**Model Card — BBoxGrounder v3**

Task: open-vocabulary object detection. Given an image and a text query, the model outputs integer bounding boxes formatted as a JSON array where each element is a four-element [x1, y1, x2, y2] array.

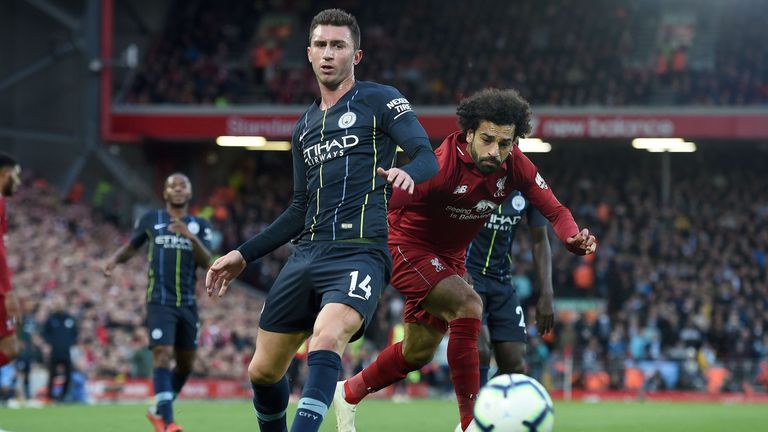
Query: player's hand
[[377, 167, 415, 194], [206, 250, 247, 297], [462, 272, 474, 286], [565, 228, 597, 255], [4, 292, 20, 328], [102, 260, 116, 277], [535, 293, 555, 335], [168, 219, 193, 238]]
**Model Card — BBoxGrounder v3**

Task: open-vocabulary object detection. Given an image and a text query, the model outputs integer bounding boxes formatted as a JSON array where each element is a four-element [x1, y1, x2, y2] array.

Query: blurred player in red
[[335, 89, 597, 431], [0, 153, 22, 368]]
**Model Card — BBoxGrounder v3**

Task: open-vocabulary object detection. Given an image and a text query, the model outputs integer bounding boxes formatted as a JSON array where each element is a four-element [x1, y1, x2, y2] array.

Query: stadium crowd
[[3, 179, 262, 401], [125, 0, 768, 106], [1, 140, 766, 404]]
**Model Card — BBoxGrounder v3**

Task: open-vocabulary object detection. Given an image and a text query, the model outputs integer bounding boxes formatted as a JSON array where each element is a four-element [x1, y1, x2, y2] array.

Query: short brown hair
[[309, 9, 361, 51]]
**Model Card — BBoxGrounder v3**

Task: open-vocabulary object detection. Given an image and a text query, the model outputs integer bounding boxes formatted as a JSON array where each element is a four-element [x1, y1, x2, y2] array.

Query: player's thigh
[[173, 305, 200, 352], [485, 280, 526, 344], [249, 328, 309, 384], [313, 243, 391, 343], [258, 246, 318, 335], [145, 304, 179, 347], [401, 321, 445, 366], [421, 274, 481, 322], [311, 303, 365, 355]]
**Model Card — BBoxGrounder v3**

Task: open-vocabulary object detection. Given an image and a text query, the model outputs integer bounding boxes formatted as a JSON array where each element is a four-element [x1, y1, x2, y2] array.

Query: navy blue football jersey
[[465, 191, 547, 281], [130, 210, 213, 307], [293, 80, 430, 242]]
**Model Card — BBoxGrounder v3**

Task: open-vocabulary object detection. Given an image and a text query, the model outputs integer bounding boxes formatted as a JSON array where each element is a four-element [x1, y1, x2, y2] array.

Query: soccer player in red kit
[[0, 153, 22, 368], [334, 89, 596, 431]]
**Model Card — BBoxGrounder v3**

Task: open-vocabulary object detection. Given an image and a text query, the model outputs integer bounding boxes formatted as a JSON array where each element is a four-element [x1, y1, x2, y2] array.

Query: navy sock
[[479, 365, 491, 388], [252, 375, 289, 432], [171, 370, 190, 400], [153, 368, 174, 424], [290, 350, 341, 432]]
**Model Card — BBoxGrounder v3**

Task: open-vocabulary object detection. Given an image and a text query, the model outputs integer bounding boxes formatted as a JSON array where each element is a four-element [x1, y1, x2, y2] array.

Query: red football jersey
[[388, 131, 580, 259], [0, 197, 10, 294]]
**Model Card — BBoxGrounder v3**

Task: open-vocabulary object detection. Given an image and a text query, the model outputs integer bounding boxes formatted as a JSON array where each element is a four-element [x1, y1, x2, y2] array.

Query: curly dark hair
[[309, 9, 361, 51], [456, 88, 532, 138], [0, 152, 17, 169]]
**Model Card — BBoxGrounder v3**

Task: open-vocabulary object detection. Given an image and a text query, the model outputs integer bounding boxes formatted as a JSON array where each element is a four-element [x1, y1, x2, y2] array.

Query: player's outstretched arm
[[102, 244, 138, 276], [531, 225, 554, 334], [565, 228, 597, 255], [206, 250, 247, 297]]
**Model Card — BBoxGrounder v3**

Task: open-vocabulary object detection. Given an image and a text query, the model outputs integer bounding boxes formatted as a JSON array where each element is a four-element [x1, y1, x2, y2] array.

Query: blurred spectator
[[42, 296, 78, 402]]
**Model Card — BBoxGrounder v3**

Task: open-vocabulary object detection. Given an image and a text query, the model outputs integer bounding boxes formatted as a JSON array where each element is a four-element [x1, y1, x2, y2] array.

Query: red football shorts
[[389, 243, 466, 333], [0, 294, 16, 338]]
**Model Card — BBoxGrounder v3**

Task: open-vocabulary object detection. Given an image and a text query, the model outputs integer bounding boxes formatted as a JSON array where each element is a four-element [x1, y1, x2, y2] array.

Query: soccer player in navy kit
[[206, 9, 438, 432], [103, 173, 212, 432], [465, 191, 554, 386]]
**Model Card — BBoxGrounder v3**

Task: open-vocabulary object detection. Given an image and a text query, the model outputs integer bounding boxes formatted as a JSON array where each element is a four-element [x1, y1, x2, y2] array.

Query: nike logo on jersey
[[154, 223, 167, 230], [453, 185, 468, 194]]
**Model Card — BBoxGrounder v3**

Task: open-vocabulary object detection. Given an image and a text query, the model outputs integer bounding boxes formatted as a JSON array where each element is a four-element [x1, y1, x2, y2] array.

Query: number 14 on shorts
[[348, 270, 372, 300]]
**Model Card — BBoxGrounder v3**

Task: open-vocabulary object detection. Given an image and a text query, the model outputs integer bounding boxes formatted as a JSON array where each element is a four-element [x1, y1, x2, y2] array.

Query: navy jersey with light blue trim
[[293, 81, 429, 243], [130, 210, 213, 307], [465, 192, 547, 281]]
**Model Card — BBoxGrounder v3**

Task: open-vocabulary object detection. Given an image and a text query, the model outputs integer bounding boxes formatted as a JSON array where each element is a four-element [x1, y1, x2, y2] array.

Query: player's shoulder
[[190, 215, 212, 228], [355, 81, 408, 105], [137, 208, 165, 225], [293, 102, 319, 132]]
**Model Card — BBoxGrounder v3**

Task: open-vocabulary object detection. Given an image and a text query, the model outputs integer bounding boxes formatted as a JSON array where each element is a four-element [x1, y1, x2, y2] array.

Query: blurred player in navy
[[335, 89, 596, 431], [103, 173, 212, 432], [0, 153, 21, 370], [206, 8, 437, 432], [464, 191, 554, 386]]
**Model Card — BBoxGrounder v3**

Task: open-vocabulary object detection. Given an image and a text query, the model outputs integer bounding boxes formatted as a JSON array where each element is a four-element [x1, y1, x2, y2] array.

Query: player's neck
[[166, 204, 188, 219], [318, 75, 355, 110]]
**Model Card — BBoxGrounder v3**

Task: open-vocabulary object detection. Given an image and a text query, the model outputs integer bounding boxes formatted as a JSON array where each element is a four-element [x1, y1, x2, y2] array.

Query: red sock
[[448, 318, 481, 430], [0, 352, 9, 367], [343, 342, 417, 404]]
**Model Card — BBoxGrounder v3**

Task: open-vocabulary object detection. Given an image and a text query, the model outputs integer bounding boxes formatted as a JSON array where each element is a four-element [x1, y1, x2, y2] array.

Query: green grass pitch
[[0, 399, 764, 431]]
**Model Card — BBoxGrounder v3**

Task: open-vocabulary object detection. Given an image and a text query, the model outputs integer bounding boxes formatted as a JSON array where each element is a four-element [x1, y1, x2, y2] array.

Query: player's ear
[[466, 129, 475, 143], [353, 49, 363, 65]]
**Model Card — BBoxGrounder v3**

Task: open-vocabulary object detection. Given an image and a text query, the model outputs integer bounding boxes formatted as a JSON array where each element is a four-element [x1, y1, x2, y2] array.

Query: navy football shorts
[[145, 303, 199, 350], [259, 241, 391, 342], [470, 272, 527, 343]]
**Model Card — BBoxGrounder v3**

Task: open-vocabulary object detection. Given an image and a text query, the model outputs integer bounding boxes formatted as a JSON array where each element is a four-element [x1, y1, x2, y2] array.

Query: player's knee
[[500, 358, 525, 375], [0, 340, 18, 360], [454, 289, 482, 320], [309, 331, 347, 353], [247, 362, 282, 386], [497, 351, 526, 375], [478, 345, 492, 366], [152, 347, 173, 368]]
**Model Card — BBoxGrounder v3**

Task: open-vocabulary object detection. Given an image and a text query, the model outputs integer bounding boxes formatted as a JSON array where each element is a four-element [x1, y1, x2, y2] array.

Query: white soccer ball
[[472, 374, 554, 432]]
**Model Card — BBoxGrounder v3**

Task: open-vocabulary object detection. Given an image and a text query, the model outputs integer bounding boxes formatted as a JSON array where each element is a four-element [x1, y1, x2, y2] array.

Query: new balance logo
[[431, 258, 445, 272], [453, 185, 468, 194]]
